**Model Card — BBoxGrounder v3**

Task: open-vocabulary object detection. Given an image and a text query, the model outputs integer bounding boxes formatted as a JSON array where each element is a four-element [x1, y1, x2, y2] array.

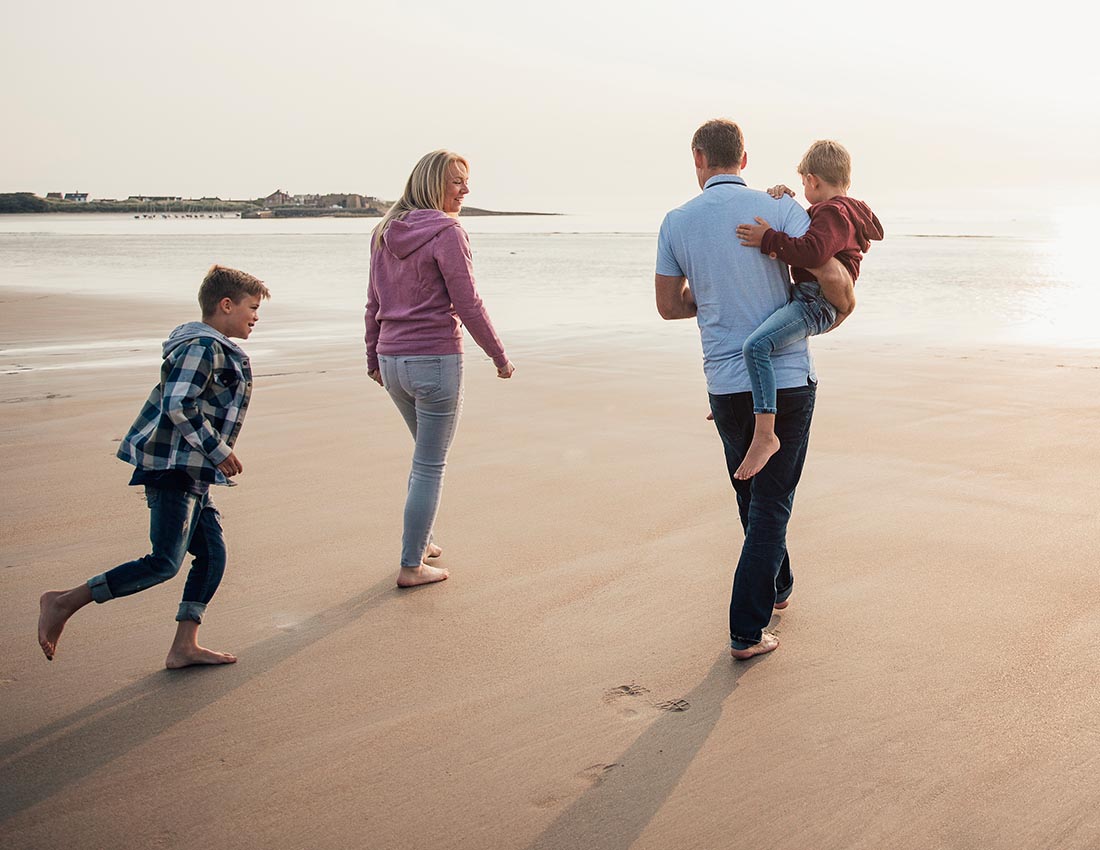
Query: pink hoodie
[[365, 209, 508, 372]]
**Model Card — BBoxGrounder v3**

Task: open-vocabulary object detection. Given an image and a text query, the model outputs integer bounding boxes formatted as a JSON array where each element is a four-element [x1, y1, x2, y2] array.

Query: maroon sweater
[[759, 196, 884, 284]]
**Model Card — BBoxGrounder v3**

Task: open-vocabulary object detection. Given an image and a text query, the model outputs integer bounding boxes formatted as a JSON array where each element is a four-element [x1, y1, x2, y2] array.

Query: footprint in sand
[[578, 763, 622, 785], [603, 683, 652, 718]]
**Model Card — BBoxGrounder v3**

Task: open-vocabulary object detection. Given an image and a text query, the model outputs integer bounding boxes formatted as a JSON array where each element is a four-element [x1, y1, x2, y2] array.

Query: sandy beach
[[2, 288, 1099, 850]]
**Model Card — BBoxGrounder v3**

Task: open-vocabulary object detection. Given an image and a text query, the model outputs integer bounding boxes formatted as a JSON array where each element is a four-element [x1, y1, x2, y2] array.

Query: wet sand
[[2, 290, 1099, 849]]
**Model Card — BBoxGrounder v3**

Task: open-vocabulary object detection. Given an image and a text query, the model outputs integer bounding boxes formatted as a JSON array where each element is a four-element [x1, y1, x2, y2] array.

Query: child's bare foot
[[730, 632, 779, 660], [38, 591, 70, 661], [425, 543, 443, 559], [397, 563, 449, 588], [165, 646, 237, 669], [734, 433, 781, 480], [37, 585, 92, 661]]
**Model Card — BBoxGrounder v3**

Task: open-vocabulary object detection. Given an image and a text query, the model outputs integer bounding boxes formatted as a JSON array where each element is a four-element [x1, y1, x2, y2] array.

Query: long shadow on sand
[[525, 653, 757, 850], [0, 576, 398, 821]]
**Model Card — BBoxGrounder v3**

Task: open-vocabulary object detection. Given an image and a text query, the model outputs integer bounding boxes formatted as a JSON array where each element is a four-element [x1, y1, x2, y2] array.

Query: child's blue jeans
[[743, 282, 837, 415], [87, 486, 226, 623]]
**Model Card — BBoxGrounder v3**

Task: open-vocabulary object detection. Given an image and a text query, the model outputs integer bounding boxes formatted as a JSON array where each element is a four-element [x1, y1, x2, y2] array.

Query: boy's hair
[[198, 265, 271, 316], [798, 140, 852, 188], [691, 119, 745, 169]]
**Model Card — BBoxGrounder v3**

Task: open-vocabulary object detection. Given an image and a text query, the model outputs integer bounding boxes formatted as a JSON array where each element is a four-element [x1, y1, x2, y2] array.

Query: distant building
[[63, 192, 89, 202], [127, 195, 183, 202], [46, 192, 62, 200], [264, 189, 291, 207]]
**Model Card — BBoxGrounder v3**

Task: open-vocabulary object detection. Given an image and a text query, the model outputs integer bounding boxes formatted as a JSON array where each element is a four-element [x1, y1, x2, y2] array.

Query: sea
[[1, 207, 1097, 375]]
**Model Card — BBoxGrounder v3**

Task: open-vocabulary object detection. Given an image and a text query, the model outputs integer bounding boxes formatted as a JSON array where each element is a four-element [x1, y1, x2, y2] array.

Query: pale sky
[[3, 0, 1096, 218]]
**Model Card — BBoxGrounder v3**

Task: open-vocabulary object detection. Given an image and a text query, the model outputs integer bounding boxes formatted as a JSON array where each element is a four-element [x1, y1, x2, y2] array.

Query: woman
[[365, 150, 514, 587]]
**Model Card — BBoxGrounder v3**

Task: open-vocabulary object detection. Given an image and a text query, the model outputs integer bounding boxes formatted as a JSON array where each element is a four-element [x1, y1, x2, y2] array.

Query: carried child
[[733, 139, 884, 479], [37, 265, 270, 668]]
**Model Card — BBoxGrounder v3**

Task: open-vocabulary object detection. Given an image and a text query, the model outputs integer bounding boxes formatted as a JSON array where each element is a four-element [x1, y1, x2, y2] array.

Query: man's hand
[[736, 217, 773, 248], [767, 184, 795, 199], [497, 361, 515, 379], [367, 368, 383, 386], [217, 451, 243, 478], [808, 257, 856, 318]]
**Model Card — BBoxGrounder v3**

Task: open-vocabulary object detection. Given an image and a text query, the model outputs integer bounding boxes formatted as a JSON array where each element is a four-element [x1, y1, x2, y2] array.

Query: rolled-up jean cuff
[[176, 602, 207, 624], [752, 406, 778, 415], [87, 573, 114, 603], [730, 636, 760, 650]]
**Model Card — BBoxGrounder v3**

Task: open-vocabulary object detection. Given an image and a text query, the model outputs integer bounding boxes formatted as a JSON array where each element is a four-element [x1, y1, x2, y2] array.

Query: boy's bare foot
[[425, 543, 443, 559], [734, 433, 781, 480], [37, 585, 92, 661], [165, 646, 238, 669], [397, 563, 449, 588], [38, 591, 70, 661], [730, 632, 779, 660]]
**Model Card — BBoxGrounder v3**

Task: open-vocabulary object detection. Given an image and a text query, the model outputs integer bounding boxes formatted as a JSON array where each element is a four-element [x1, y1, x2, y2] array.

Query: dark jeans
[[87, 486, 226, 623], [709, 379, 816, 648]]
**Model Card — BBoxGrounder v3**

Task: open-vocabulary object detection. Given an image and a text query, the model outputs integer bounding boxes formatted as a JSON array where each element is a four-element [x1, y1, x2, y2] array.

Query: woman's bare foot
[[425, 543, 443, 559], [165, 645, 237, 669], [734, 433, 781, 480], [730, 632, 779, 660], [37, 585, 92, 661], [397, 563, 449, 588]]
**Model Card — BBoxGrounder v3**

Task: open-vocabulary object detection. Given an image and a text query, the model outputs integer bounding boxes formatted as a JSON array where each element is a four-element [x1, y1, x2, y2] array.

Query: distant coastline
[[0, 192, 557, 218]]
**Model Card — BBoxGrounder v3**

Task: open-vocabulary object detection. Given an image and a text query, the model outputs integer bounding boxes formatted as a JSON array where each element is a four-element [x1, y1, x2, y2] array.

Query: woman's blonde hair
[[373, 150, 469, 248]]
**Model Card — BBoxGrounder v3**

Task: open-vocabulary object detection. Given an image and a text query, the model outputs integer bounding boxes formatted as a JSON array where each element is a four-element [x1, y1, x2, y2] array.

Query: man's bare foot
[[734, 433, 781, 480], [425, 543, 443, 559], [730, 632, 779, 660], [397, 563, 449, 588], [38, 591, 70, 661], [774, 599, 790, 610], [165, 646, 238, 669]]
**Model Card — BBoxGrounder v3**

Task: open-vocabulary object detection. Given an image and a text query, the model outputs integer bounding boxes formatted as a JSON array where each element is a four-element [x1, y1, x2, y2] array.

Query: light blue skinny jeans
[[379, 354, 464, 567], [742, 281, 837, 414]]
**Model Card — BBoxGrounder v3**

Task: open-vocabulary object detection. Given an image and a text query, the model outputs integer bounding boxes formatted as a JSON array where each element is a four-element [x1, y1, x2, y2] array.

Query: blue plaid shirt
[[117, 322, 253, 485]]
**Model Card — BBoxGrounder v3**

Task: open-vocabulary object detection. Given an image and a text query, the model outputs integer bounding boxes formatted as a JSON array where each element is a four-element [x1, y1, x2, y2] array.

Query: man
[[655, 119, 853, 660]]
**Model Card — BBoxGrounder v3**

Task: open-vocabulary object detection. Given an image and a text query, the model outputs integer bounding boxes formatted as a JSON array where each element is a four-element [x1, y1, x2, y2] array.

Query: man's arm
[[655, 274, 697, 320], [807, 257, 855, 330]]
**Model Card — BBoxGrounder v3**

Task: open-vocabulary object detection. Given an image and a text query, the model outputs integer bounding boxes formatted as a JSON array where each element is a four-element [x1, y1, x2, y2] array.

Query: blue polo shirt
[[656, 175, 814, 395]]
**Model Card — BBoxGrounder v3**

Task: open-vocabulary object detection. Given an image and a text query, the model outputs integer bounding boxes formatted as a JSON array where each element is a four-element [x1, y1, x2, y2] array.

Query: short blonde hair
[[691, 119, 745, 170], [198, 265, 270, 316], [797, 140, 851, 188], [374, 150, 469, 248]]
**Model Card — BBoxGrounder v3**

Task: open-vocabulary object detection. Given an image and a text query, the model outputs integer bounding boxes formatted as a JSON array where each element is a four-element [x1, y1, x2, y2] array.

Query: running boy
[[37, 265, 270, 668], [733, 139, 884, 479]]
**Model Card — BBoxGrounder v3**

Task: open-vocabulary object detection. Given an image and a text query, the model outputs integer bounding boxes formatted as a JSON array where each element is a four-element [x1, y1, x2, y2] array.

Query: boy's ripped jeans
[[87, 487, 226, 623]]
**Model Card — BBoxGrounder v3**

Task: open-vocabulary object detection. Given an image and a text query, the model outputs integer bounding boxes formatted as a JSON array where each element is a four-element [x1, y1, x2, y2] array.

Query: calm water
[[1, 209, 1097, 374]]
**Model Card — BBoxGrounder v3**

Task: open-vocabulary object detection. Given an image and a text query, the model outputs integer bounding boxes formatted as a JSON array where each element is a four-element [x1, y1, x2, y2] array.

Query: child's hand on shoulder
[[736, 217, 773, 248], [767, 184, 795, 199]]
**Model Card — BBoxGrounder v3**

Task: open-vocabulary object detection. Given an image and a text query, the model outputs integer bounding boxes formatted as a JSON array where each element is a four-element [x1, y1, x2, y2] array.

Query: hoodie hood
[[832, 197, 885, 253], [382, 209, 460, 260], [163, 321, 246, 359]]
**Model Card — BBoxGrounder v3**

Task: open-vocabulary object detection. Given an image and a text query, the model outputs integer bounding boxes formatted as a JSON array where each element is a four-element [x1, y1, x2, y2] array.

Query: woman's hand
[[368, 368, 383, 386], [767, 184, 795, 199], [497, 361, 515, 379]]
